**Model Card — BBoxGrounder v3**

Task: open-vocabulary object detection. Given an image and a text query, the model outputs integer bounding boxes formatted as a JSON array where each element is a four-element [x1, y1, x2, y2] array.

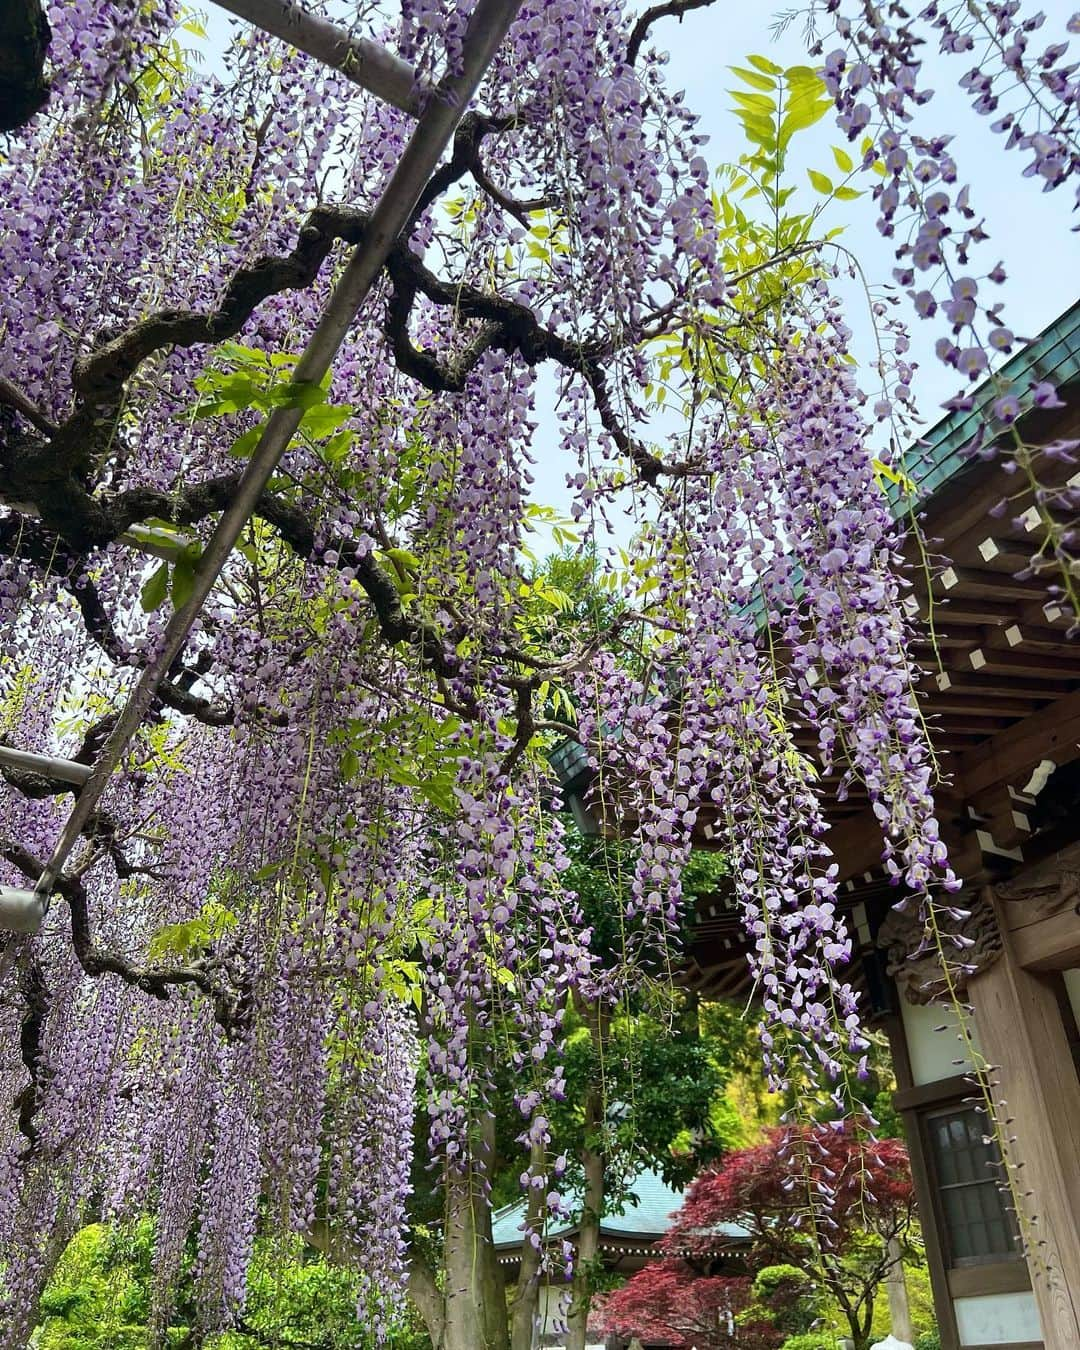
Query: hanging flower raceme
[[825, 0, 1080, 614]]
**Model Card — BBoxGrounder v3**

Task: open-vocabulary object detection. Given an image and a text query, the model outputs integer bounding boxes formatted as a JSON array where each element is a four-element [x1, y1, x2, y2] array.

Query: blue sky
[[528, 2, 1079, 537]]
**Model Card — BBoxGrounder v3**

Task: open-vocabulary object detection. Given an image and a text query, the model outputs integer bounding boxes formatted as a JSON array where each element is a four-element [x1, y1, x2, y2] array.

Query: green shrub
[[914, 1332, 941, 1350], [779, 1335, 837, 1350], [749, 1264, 822, 1337]]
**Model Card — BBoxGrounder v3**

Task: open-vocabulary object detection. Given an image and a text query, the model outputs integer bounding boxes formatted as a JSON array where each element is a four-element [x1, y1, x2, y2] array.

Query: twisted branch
[[1, 841, 249, 1035]]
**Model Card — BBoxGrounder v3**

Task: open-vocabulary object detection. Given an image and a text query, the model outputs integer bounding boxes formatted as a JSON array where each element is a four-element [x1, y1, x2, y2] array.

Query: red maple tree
[[603, 1123, 916, 1350], [601, 1266, 779, 1350]]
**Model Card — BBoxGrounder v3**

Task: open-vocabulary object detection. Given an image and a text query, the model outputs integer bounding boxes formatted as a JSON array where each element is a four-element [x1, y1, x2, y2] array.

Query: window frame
[[919, 1101, 1023, 1271]]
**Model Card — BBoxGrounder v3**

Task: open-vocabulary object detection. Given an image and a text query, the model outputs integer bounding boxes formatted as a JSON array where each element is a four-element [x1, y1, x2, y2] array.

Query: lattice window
[[925, 1106, 1020, 1265]]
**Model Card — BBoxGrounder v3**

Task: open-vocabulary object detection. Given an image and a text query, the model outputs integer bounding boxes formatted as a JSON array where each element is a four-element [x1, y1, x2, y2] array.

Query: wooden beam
[[1010, 907, 1080, 971], [911, 634, 981, 653], [922, 595, 1034, 629], [935, 565, 1050, 603], [928, 672, 1074, 701], [926, 715, 1015, 735], [966, 648, 1074, 681], [956, 686, 1080, 797], [995, 625, 1080, 658], [919, 696, 1035, 719]]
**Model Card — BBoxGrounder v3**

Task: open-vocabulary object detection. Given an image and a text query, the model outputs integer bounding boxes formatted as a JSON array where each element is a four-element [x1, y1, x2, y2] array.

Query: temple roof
[[490, 1166, 749, 1251]]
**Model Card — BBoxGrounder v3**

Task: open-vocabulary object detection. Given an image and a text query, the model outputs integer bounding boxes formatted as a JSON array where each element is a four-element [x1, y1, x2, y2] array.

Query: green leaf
[[737, 111, 777, 150], [784, 64, 823, 88], [807, 168, 834, 195], [192, 371, 260, 416], [229, 425, 263, 458], [832, 145, 854, 173], [340, 748, 360, 783], [778, 95, 832, 149], [731, 89, 775, 113], [269, 380, 327, 411], [140, 563, 169, 613], [300, 404, 354, 439], [747, 53, 783, 76], [147, 919, 205, 961], [872, 457, 916, 496], [320, 429, 354, 467], [833, 185, 862, 200], [730, 65, 776, 91], [171, 557, 196, 610]]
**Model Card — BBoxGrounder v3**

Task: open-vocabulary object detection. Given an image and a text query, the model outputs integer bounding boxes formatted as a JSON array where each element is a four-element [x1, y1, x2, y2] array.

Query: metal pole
[[0, 887, 46, 935], [33, 0, 523, 902], [0, 745, 92, 787], [210, 0, 426, 115]]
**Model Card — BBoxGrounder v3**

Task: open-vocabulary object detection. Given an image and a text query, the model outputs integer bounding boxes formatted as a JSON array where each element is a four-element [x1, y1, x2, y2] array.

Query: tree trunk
[[884, 1235, 913, 1342], [849, 1287, 874, 1350], [509, 1138, 546, 1350], [564, 1124, 602, 1350], [565, 999, 607, 1350], [0, 0, 51, 131], [442, 1117, 509, 1350], [407, 1253, 446, 1349]]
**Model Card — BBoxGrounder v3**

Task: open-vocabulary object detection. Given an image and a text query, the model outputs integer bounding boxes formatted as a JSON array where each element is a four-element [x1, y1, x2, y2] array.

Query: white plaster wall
[[900, 998, 980, 1085], [954, 1291, 1042, 1345], [534, 1286, 605, 1349]]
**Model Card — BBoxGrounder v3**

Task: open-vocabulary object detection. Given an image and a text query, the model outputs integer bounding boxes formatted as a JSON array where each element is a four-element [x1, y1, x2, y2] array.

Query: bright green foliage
[[777, 1334, 836, 1350], [644, 57, 865, 423], [754, 1253, 938, 1350], [33, 1224, 422, 1349], [867, 1259, 937, 1345], [744, 1265, 823, 1338], [551, 1008, 738, 1192], [34, 1220, 187, 1348], [537, 831, 754, 1194]]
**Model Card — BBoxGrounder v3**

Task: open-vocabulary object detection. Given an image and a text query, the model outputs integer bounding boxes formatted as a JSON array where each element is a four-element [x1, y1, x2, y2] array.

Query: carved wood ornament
[[878, 841, 1080, 1004], [993, 839, 1080, 919], [877, 892, 1003, 1006]]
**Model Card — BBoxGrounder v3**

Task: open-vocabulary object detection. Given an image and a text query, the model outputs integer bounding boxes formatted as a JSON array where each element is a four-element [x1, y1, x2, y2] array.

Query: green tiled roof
[[490, 1166, 749, 1250], [890, 296, 1080, 511]]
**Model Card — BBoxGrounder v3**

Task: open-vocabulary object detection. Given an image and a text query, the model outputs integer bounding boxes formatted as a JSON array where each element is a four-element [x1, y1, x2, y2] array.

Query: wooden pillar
[[968, 897, 1080, 1349], [882, 1013, 961, 1350]]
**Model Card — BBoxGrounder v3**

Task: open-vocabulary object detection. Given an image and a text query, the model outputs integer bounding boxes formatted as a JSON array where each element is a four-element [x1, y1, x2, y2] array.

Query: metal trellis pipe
[[209, 0, 428, 115], [0, 745, 92, 787], [22, 0, 524, 923]]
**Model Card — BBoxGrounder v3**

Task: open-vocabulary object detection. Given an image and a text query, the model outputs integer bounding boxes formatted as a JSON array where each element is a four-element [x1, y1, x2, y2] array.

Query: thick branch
[[14, 951, 48, 1154], [383, 243, 670, 479], [0, 0, 50, 131], [0, 375, 56, 435], [210, 0, 424, 115], [107, 474, 468, 684], [626, 0, 715, 67], [69, 205, 367, 411], [1, 842, 249, 1035], [411, 108, 550, 227]]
